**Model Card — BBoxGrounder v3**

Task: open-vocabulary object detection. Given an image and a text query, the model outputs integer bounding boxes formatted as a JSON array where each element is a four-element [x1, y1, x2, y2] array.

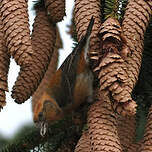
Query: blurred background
[[0, 0, 74, 139]]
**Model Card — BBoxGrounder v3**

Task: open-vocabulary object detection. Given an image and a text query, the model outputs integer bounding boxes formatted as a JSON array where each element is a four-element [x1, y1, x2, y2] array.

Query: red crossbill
[[33, 17, 95, 136]]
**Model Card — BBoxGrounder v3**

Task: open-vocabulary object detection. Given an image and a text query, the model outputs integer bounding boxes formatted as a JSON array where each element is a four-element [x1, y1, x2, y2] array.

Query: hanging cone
[[87, 92, 122, 152], [12, 3, 56, 103], [122, 0, 152, 89], [45, 0, 66, 22], [74, 0, 102, 69], [140, 105, 152, 151], [0, 0, 32, 66], [117, 115, 136, 151], [94, 17, 137, 116], [127, 142, 143, 152], [74, 131, 91, 152], [32, 27, 61, 112], [119, 0, 152, 115], [0, 17, 10, 110]]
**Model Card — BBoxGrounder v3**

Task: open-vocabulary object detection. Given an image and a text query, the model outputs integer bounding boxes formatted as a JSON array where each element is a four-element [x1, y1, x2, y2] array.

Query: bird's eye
[[38, 112, 43, 121], [44, 100, 51, 106]]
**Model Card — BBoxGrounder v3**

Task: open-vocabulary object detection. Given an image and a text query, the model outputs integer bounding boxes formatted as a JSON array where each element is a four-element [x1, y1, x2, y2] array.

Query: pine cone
[[75, 131, 91, 152], [12, 5, 56, 103], [117, 115, 136, 151], [118, 0, 152, 116], [140, 105, 152, 151], [127, 142, 143, 152], [45, 0, 66, 22], [87, 93, 122, 152], [0, 17, 10, 110], [74, 0, 102, 69], [95, 18, 137, 116], [0, 0, 32, 66], [122, 0, 152, 89]]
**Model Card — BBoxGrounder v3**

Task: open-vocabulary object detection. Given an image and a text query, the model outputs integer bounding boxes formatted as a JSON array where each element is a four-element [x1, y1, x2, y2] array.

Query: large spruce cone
[[140, 105, 152, 151], [119, 0, 152, 115], [45, 0, 66, 22], [74, 0, 102, 69], [12, 4, 56, 103], [117, 115, 136, 151], [0, 0, 32, 66], [94, 18, 137, 116], [0, 17, 10, 110], [75, 131, 91, 152], [87, 93, 122, 152]]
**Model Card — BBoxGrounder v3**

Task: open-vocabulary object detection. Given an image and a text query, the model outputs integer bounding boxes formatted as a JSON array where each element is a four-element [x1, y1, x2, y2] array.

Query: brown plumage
[[32, 27, 61, 112], [33, 18, 94, 136]]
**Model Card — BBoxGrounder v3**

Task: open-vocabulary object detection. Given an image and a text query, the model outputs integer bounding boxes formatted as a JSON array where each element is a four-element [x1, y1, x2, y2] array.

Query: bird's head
[[33, 92, 63, 136]]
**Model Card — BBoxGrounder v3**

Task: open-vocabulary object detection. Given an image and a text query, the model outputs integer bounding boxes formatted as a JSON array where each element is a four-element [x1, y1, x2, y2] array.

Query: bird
[[33, 17, 95, 136]]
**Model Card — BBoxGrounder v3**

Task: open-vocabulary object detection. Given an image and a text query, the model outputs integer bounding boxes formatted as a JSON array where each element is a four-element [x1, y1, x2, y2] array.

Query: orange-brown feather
[[47, 69, 62, 92], [33, 91, 62, 122], [33, 48, 93, 123]]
